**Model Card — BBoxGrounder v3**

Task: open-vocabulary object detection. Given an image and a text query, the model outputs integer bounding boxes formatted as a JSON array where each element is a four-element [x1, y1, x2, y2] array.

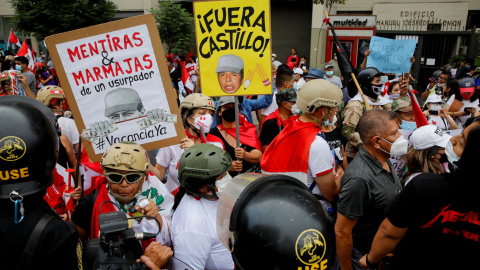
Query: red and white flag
[[182, 64, 194, 94], [8, 29, 21, 47], [16, 40, 35, 71]]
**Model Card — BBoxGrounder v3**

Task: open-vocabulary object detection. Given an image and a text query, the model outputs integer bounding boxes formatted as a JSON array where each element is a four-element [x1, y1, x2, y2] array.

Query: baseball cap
[[425, 94, 444, 104], [218, 96, 236, 107], [410, 125, 452, 150], [304, 68, 325, 79], [215, 54, 244, 74], [293, 68, 303, 75], [324, 62, 334, 69], [391, 96, 412, 112], [276, 88, 297, 104], [459, 77, 475, 93], [272, 53, 277, 58]]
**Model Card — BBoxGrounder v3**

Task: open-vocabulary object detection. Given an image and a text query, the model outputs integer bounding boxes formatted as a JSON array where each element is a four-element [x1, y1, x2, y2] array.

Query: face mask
[[221, 107, 236, 123], [439, 153, 449, 164], [215, 173, 232, 197], [466, 65, 471, 69], [437, 83, 445, 87], [15, 65, 22, 71], [430, 104, 443, 111], [371, 83, 384, 97], [192, 114, 213, 133], [334, 56, 337, 60], [390, 94, 400, 99], [324, 115, 337, 127], [326, 71, 334, 77], [292, 81, 298, 91], [291, 104, 302, 116], [445, 140, 460, 164], [379, 136, 408, 157], [399, 120, 417, 130], [461, 92, 474, 100], [272, 57, 274, 61], [301, 61, 305, 64]]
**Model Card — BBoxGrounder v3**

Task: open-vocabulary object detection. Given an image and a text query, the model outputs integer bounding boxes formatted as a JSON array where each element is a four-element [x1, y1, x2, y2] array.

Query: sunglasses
[[105, 171, 145, 184]]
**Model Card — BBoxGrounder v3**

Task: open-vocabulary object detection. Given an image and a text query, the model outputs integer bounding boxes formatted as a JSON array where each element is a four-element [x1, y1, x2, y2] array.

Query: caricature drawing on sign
[[87, 87, 177, 138], [216, 54, 244, 94]]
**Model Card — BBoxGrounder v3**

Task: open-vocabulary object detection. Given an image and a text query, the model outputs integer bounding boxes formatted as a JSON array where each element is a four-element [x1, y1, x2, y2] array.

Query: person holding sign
[[342, 67, 392, 160], [155, 93, 224, 193], [210, 96, 262, 177], [215, 54, 244, 95]]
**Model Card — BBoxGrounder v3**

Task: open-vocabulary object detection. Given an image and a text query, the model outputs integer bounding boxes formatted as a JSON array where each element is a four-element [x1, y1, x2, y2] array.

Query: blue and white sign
[[367, 36, 416, 73]]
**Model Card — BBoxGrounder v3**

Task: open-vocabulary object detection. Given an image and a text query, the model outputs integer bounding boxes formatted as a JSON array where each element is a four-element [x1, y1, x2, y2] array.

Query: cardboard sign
[[45, 15, 184, 162], [194, 0, 273, 97], [367, 36, 416, 73]]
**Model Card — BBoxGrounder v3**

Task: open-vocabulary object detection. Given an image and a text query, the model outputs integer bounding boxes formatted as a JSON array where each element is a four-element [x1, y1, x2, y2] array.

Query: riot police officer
[[0, 96, 81, 270]]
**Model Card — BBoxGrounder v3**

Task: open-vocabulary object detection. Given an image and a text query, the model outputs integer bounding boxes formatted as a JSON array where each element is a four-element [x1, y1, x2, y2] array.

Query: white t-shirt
[[56, 115, 80, 149], [262, 91, 278, 116], [428, 115, 454, 130], [262, 131, 335, 211], [172, 196, 234, 270], [324, 75, 343, 89], [447, 95, 479, 126], [156, 140, 224, 193]]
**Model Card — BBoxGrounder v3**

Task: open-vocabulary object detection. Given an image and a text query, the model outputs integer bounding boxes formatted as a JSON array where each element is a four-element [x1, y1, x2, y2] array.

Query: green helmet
[[178, 143, 232, 199]]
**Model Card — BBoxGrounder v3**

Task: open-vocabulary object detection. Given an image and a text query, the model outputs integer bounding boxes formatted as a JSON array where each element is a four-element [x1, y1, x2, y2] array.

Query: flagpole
[[323, 10, 371, 110]]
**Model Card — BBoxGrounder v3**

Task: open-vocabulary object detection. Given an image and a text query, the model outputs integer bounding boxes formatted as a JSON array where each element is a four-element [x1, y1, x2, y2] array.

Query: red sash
[[261, 116, 321, 173], [217, 115, 262, 150], [91, 183, 116, 239], [184, 129, 225, 150]]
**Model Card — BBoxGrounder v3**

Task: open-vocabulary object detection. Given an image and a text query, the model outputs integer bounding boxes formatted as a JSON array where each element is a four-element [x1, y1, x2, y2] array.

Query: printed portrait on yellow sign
[[194, 0, 272, 97]]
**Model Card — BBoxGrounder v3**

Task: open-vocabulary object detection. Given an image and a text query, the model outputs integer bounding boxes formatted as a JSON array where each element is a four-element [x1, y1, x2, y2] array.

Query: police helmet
[[0, 96, 59, 199], [356, 67, 382, 99], [178, 143, 232, 199], [223, 174, 336, 270]]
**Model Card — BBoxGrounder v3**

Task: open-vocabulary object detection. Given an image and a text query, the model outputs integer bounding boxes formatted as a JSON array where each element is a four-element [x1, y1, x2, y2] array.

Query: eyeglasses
[[105, 171, 145, 184]]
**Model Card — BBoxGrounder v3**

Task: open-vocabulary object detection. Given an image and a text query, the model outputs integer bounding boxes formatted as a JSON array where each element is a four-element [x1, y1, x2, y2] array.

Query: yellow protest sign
[[194, 0, 272, 97]]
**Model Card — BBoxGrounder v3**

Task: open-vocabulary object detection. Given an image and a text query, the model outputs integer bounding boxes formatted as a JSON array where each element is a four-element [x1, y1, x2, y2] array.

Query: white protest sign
[[46, 15, 184, 161]]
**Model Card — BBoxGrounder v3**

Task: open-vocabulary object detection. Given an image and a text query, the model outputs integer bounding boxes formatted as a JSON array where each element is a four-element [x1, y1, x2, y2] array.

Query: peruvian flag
[[182, 64, 194, 94], [408, 88, 429, 128], [16, 40, 35, 71], [8, 29, 21, 47]]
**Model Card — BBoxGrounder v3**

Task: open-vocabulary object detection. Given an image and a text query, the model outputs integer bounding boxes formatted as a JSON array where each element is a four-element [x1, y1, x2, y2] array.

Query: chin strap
[[108, 186, 143, 204], [187, 183, 219, 200]]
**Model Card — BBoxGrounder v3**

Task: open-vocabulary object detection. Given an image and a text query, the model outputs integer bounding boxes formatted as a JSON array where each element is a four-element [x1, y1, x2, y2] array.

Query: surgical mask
[[324, 115, 337, 127], [272, 57, 274, 61], [293, 81, 297, 91], [326, 71, 334, 77], [379, 136, 408, 157], [291, 104, 302, 116], [430, 104, 443, 111], [334, 56, 337, 60], [301, 61, 305, 64], [437, 83, 445, 87], [215, 173, 232, 197], [400, 120, 417, 130], [221, 107, 236, 123], [445, 140, 460, 164], [390, 94, 400, 99], [371, 83, 384, 96], [15, 65, 22, 71], [466, 65, 471, 69], [192, 114, 213, 133]]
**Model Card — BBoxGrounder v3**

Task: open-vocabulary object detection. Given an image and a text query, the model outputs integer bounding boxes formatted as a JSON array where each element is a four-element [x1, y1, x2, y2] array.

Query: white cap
[[293, 68, 303, 75], [425, 94, 444, 104], [410, 125, 452, 150], [272, 53, 277, 58]]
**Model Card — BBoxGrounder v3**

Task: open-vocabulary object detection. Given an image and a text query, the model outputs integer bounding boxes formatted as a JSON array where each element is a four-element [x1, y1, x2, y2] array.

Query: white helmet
[[296, 79, 343, 114]]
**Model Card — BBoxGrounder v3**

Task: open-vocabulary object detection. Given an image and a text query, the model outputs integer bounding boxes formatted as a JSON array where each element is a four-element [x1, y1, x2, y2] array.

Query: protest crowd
[[1, 11, 480, 270]]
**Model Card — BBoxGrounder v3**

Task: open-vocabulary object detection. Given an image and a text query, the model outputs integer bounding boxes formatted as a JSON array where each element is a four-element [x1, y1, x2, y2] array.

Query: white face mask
[[215, 173, 232, 197], [445, 140, 460, 164], [291, 104, 302, 116], [430, 104, 443, 111], [379, 135, 408, 157], [192, 114, 213, 133], [371, 84, 384, 96], [390, 94, 400, 100]]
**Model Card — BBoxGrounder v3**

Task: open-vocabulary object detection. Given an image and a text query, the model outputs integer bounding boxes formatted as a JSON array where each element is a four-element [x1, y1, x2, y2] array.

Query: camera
[[430, 110, 438, 115], [83, 211, 157, 270], [464, 107, 473, 112]]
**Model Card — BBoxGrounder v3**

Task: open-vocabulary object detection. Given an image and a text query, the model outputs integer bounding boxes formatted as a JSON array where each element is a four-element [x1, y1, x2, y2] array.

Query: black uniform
[[0, 196, 81, 270]]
